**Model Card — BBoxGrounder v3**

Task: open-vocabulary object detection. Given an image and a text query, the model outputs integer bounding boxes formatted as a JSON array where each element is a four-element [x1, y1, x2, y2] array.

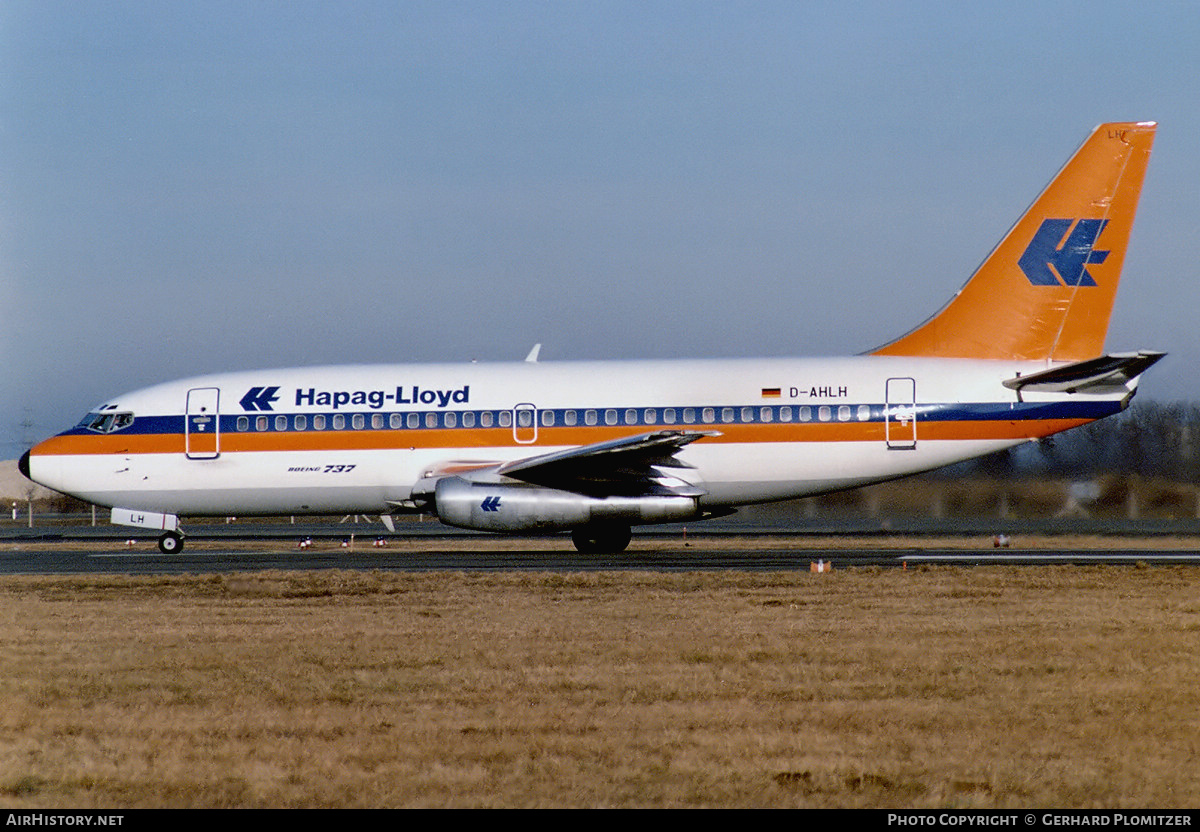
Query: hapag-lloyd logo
[[239, 384, 470, 412], [1018, 218, 1110, 287], [240, 386, 281, 411], [295, 385, 469, 410]]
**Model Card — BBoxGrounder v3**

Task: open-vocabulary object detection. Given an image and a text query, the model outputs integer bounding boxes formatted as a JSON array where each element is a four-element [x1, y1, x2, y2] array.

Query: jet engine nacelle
[[433, 476, 701, 533]]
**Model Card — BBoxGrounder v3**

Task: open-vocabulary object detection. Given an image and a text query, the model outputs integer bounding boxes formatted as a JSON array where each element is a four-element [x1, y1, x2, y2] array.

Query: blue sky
[[3, 1, 1199, 455]]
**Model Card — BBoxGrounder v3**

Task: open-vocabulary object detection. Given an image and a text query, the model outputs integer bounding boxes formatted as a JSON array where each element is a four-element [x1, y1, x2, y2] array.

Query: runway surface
[[4, 547, 1200, 575], [4, 519, 1200, 573]]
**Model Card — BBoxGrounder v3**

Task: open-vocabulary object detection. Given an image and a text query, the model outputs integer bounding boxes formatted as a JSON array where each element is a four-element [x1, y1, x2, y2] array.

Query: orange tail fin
[[873, 122, 1155, 361]]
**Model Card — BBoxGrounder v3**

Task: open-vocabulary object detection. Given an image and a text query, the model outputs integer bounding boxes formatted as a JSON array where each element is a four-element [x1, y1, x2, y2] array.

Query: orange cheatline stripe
[[31, 418, 1091, 457]]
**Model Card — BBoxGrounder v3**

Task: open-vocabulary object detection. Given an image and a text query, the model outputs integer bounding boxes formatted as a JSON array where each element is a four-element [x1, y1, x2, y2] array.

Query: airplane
[[20, 121, 1163, 555]]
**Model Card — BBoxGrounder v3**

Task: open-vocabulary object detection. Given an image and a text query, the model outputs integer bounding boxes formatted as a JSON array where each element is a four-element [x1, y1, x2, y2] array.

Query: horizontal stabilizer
[[1002, 351, 1166, 394]]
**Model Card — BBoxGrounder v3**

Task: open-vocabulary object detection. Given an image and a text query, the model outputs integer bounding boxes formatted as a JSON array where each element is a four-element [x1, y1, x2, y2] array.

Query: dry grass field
[[1, 566, 1199, 808]]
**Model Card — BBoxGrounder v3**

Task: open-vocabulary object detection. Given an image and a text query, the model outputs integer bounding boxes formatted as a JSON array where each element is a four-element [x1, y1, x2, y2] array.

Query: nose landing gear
[[158, 531, 185, 554]]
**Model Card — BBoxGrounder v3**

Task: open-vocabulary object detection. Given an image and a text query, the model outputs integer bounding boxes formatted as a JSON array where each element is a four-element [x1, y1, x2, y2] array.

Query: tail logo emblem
[[1018, 219, 1110, 287]]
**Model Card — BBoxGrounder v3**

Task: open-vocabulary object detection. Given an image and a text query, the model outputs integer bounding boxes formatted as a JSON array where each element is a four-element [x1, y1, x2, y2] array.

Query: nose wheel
[[158, 531, 185, 554]]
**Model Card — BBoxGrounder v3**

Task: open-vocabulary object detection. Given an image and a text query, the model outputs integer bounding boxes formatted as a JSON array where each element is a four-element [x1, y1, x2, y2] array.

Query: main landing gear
[[158, 531, 185, 554], [570, 524, 632, 554]]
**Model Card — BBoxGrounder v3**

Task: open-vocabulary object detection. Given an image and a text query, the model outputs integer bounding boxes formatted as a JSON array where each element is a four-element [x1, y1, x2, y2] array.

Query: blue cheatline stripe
[[62, 398, 1124, 438]]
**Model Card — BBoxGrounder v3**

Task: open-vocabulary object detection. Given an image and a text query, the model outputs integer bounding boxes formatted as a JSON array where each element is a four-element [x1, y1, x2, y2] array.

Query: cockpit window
[[81, 411, 135, 434]]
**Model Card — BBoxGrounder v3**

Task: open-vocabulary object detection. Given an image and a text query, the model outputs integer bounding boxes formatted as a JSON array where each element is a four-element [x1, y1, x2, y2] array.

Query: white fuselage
[[25, 355, 1127, 517]]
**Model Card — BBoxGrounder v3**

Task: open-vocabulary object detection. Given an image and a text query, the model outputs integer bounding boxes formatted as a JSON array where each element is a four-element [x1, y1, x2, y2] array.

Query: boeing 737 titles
[[21, 122, 1163, 554]]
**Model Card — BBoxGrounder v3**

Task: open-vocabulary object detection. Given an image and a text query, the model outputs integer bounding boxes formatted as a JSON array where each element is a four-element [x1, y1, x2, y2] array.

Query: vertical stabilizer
[[873, 122, 1155, 361]]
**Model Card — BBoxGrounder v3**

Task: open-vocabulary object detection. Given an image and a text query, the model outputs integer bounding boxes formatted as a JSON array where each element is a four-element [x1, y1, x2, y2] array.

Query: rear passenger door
[[885, 378, 917, 450]]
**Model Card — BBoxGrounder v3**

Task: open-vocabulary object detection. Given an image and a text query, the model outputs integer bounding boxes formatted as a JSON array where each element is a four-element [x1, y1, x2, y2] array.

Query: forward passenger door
[[185, 387, 221, 459]]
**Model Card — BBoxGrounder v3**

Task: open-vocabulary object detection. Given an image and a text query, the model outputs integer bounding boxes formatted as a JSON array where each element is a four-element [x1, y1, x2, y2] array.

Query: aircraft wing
[[496, 429, 720, 497]]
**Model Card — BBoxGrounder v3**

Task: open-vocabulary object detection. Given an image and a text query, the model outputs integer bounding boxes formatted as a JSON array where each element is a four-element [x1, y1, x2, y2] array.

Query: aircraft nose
[[18, 450, 31, 480]]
